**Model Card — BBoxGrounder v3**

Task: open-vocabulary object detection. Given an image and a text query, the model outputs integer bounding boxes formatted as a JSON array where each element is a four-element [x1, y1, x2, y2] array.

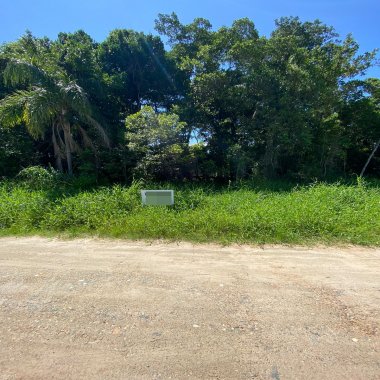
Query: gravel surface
[[0, 237, 379, 379]]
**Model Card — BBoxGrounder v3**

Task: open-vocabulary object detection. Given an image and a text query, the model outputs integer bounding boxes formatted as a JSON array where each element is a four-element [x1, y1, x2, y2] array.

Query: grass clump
[[0, 179, 379, 245]]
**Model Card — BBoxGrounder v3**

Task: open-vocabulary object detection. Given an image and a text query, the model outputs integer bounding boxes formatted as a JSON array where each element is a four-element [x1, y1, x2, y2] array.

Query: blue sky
[[1, 0, 379, 77]]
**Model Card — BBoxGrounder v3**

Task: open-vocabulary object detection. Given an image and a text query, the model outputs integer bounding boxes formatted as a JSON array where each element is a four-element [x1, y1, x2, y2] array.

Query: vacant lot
[[0, 238, 379, 379], [1, 182, 380, 245]]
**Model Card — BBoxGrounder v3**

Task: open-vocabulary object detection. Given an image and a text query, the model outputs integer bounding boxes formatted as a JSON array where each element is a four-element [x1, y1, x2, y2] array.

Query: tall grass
[[0, 180, 379, 245]]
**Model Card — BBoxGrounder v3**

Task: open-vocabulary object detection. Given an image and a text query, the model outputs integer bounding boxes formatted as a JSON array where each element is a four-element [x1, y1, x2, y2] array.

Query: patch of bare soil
[[0, 238, 379, 379]]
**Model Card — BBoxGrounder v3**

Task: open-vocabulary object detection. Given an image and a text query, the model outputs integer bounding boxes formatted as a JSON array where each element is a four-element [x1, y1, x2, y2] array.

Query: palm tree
[[0, 47, 109, 174]]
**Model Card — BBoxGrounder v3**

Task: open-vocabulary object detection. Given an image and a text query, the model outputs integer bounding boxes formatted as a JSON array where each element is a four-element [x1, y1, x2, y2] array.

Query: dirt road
[[0, 238, 379, 379]]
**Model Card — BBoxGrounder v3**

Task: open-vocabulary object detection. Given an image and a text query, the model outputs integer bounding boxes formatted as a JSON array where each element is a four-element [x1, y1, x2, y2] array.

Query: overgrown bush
[[16, 166, 61, 190], [0, 180, 379, 245], [0, 186, 51, 230]]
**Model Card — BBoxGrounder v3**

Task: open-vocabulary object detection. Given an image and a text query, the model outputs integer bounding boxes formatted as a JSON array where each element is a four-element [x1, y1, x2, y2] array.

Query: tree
[[341, 78, 380, 176], [0, 17, 378, 182], [125, 106, 187, 179], [0, 33, 109, 175], [99, 29, 179, 117], [0, 52, 39, 177], [157, 14, 376, 179]]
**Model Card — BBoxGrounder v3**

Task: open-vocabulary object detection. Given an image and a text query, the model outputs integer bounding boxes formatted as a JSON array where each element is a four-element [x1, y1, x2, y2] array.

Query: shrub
[[0, 180, 379, 245], [17, 166, 61, 190]]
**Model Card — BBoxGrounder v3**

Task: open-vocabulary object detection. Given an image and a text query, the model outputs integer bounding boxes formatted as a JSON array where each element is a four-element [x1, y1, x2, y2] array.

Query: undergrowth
[[0, 179, 379, 245]]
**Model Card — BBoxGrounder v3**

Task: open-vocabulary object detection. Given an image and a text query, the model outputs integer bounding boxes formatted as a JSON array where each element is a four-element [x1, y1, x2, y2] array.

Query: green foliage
[[156, 14, 377, 179], [0, 180, 379, 245], [341, 78, 380, 175], [98, 29, 179, 115], [0, 15, 378, 181], [42, 183, 142, 230], [16, 166, 61, 190], [0, 32, 109, 175], [0, 125, 39, 177], [0, 186, 51, 230], [126, 106, 188, 179]]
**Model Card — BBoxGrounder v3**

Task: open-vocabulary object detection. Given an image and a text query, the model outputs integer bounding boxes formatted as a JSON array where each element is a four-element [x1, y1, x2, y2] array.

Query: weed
[[0, 181, 379, 245]]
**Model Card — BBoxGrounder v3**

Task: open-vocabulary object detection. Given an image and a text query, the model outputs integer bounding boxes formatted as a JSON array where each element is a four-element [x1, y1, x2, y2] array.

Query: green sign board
[[141, 190, 174, 206]]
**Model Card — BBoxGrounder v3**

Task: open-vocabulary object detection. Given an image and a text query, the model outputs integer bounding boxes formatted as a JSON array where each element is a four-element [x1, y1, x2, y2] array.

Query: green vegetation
[[0, 15, 379, 245], [0, 15, 379, 181], [0, 176, 379, 245]]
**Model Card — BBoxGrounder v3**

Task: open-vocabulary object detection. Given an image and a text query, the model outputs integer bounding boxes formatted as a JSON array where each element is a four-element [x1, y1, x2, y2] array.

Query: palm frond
[[0, 88, 58, 138], [85, 115, 111, 148], [77, 125, 96, 150], [24, 87, 60, 138], [59, 80, 91, 115], [4, 59, 54, 88], [0, 91, 27, 127]]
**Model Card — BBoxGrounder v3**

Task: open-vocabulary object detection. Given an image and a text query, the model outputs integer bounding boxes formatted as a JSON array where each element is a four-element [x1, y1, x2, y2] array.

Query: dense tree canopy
[[0, 33, 109, 175], [0, 15, 378, 182]]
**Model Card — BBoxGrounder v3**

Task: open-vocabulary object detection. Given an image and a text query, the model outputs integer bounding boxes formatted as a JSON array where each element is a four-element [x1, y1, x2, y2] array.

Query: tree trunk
[[63, 123, 73, 176], [56, 155, 63, 172], [52, 125, 63, 172], [360, 139, 380, 177]]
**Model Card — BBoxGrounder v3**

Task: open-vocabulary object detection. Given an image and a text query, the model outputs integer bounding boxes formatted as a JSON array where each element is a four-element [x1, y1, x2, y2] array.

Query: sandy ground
[[0, 238, 379, 380]]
